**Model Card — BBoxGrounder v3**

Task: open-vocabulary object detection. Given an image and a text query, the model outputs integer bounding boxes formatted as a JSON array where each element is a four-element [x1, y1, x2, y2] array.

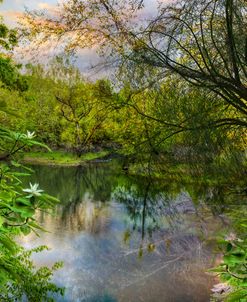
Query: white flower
[[225, 232, 237, 242], [211, 283, 231, 294], [23, 183, 44, 197], [225, 232, 243, 243], [26, 131, 36, 139]]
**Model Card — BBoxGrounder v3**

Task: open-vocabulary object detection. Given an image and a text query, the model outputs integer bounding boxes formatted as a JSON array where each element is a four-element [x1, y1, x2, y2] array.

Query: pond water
[[20, 160, 228, 302]]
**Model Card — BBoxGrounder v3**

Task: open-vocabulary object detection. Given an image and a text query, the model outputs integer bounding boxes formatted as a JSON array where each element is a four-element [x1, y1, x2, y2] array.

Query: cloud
[[1, 10, 23, 25], [1, 1, 59, 26], [3, 0, 173, 77], [37, 2, 55, 10], [1, 10, 22, 20], [38, 2, 53, 9], [2, 0, 58, 12], [37, 2, 60, 17]]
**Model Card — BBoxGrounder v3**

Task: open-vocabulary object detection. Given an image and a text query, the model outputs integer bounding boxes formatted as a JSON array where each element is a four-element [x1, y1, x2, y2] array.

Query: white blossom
[[225, 232, 237, 242], [211, 283, 231, 294], [23, 183, 44, 197], [25, 131, 36, 139]]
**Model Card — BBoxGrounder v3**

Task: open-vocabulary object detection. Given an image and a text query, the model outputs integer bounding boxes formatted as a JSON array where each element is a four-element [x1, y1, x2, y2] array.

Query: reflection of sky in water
[[20, 163, 226, 302]]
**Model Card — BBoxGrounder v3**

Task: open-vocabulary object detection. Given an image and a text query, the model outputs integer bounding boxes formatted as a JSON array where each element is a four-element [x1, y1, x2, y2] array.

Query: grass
[[21, 150, 110, 166]]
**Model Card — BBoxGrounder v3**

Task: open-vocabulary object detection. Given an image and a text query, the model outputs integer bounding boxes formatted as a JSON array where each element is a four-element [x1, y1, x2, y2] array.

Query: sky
[[1, 0, 160, 25], [0, 0, 162, 76], [0, 0, 105, 75], [1, 0, 58, 25]]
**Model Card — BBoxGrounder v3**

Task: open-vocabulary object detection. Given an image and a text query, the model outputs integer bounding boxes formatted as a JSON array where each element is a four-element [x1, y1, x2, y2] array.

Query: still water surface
[[21, 160, 227, 302]]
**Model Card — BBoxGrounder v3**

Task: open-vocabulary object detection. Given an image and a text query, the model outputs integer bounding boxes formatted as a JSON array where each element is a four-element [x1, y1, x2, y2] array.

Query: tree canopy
[[22, 0, 247, 129]]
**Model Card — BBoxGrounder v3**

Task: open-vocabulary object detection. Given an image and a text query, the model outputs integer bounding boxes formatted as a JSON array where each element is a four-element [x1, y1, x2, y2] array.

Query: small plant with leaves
[[210, 209, 247, 301], [0, 131, 64, 301], [0, 128, 50, 160]]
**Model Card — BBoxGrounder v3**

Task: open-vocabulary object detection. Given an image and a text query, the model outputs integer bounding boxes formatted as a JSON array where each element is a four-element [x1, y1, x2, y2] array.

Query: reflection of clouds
[[17, 162, 228, 301], [61, 198, 111, 234], [35, 192, 112, 234], [19, 201, 218, 302], [18, 189, 224, 301], [114, 185, 196, 242]]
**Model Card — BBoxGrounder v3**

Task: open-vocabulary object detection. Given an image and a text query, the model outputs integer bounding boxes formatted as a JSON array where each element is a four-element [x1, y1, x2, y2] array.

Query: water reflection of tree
[[26, 162, 235, 298], [113, 169, 238, 259], [31, 161, 236, 241], [113, 177, 186, 254], [109, 177, 220, 296], [30, 161, 122, 204], [30, 162, 123, 234]]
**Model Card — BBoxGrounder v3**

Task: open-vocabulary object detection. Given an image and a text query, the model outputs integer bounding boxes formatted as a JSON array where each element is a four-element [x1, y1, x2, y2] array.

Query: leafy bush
[[211, 208, 247, 301], [0, 129, 64, 301]]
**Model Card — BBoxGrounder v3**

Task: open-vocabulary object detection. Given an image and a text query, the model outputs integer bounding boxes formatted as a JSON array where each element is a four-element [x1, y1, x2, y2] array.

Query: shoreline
[[20, 150, 114, 167]]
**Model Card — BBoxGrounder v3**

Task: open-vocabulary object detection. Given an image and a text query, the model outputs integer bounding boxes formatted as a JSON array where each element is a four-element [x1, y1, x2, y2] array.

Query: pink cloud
[[1, 10, 23, 25], [37, 2, 59, 13]]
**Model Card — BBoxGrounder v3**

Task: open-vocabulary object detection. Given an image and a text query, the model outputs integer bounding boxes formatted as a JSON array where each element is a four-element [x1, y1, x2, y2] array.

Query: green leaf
[[0, 235, 17, 253], [0, 216, 4, 227], [227, 243, 233, 252], [226, 289, 247, 302], [223, 253, 246, 265], [29, 221, 48, 233], [20, 225, 31, 235], [16, 197, 32, 207]]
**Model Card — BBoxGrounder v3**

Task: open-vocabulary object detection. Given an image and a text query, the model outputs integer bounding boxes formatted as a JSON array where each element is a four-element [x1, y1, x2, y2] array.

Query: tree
[[22, 0, 247, 129], [0, 5, 64, 299], [0, 14, 27, 92], [0, 151, 64, 301], [132, 0, 247, 128], [55, 79, 117, 154]]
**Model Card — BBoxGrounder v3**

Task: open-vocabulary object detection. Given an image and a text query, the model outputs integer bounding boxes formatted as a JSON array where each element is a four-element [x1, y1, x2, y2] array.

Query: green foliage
[[0, 19, 27, 92], [0, 57, 28, 92], [0, 127, 50, 159], [210, 208, 247, 301], [0, 132, 64, 300], [0, 20, 17, 51], [2, 58, 244, 166], [0, 246, 64, 302], [5, 59, 120, 153], [0, 13, 64, 300], [22, 150, 110, 165], [0, 2, 246, 299], [0, 4, 28, 92]]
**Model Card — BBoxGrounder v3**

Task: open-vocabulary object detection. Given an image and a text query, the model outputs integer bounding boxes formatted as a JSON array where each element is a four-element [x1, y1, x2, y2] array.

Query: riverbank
[[21, 150, 112, 166]]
